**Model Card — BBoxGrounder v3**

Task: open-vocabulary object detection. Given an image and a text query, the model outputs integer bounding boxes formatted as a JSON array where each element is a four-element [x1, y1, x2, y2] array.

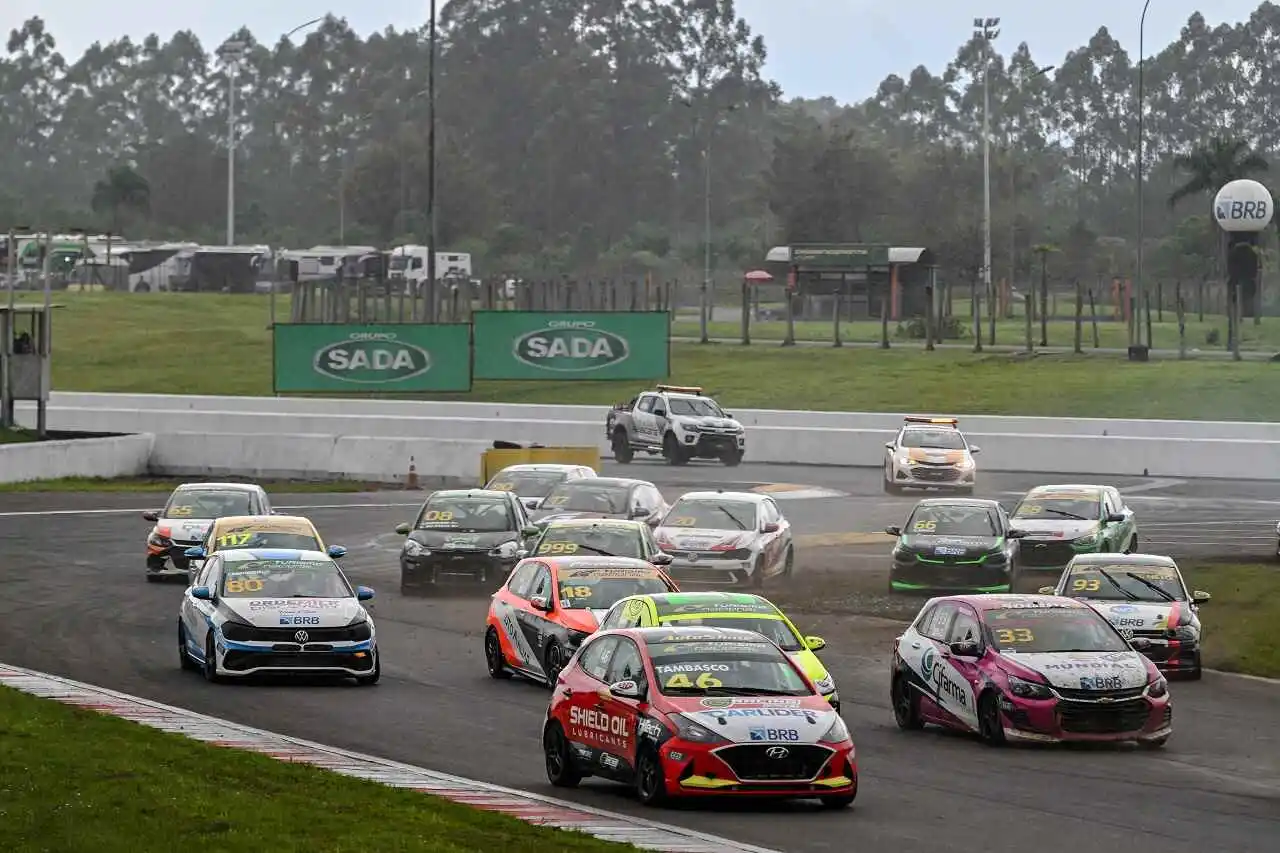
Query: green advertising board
[[472, 311, 670, 380], [272, 323, 472, 393], [790, 243, 889, 269]]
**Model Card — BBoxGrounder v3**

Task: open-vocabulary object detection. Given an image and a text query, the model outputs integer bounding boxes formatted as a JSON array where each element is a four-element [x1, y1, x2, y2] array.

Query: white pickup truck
[[605, 384, 746, 466]]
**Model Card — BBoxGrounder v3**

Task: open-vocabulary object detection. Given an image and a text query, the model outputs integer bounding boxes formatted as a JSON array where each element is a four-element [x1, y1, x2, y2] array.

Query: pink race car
[[890, 594, 1171, 747]]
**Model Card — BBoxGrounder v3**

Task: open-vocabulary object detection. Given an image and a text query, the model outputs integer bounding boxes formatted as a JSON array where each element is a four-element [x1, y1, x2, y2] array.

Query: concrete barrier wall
[[0, 434, 153, 483], [24, 393, 1280, 440]]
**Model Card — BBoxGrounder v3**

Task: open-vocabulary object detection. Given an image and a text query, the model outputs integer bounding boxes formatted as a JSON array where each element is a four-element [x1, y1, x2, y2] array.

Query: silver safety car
[[654, 490, 793, 587], [883, 416, 980, 494], [483, 463, 596, 511]]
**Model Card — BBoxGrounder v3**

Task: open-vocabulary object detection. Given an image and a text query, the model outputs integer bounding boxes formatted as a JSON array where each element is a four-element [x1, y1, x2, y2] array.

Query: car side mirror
[[1192, 590, 1211, 604], [609, 679, 644, 700], [723, 412, 733, 418], [530, 595, 552, 612], [395, 522, 411, 535], [884, 441, 895, 450], [142, 511, 159, 522], [762, 522, 780, 534], [631, 506, 649, 518], [970, 445, 981, 454], [356, 586, 375, 601], [805, 635, 826, 651], [1104, 513, 1125, 524], [522, 526, 540, 537], [1007, 529, 1029, 539], [653, 408, 666, 418], [191, 586, 213, 601], [949, 640, 980, 658], [327, 545, 347, 558], [885, 525, 902, 536], [1129, 637, 1153, 651], [1038, 586, 1056, 594], [184, 546, 206, 559], [651, 553, 673, 566]]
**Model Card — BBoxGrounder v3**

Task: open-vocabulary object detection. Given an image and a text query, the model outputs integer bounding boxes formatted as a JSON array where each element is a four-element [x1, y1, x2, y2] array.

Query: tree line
[[1, 1, 1275, 289]]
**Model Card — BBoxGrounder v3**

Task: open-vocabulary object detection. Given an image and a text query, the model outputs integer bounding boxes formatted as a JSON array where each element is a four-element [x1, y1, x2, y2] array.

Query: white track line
[[0, 501, 422, 519]]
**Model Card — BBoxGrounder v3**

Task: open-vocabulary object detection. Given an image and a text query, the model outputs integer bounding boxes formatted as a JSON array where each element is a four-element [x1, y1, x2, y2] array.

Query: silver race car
[[483, 463, 596, 511], [654, 491, 793, 587]]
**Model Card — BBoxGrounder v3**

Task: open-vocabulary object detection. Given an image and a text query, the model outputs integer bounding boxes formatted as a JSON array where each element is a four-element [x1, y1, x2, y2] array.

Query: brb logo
[[749, 727, 800, 741], [1214, 179, 1274, 232]]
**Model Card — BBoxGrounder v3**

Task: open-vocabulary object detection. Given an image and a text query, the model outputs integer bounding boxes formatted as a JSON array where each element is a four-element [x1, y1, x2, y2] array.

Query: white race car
[[178, 548, 380, 684], [883, 417, 980, 495], [654, 491, 793, 586], [144, 482, 271, 581], [483, 463, 596, 511]]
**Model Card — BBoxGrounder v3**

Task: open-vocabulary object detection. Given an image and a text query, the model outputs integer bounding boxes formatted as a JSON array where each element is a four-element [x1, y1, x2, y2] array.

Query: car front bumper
[[998, 691, 1171, 744], [660, 738, 857, 799], [401, 552, 518, 588]]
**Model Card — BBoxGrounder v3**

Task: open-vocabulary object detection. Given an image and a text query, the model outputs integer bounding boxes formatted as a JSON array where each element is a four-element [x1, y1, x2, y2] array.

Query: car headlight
[[670, 713, 730, 744], [958, 458, 975, 470], [489, 540, 520, 558], [892, 547, 913, 561], [813, 675, 836, 695], [147, 531, 170, 547], [1171, 625, 1199, 642], [403, 539, 429, 557], [1006, 674, 1054, 699], [1072, 531, 1101, 547], [1147, 676, 1168, 699], [820, 714, 850, 743]]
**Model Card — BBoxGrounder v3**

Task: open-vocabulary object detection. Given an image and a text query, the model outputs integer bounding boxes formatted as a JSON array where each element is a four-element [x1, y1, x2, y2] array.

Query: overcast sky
[[7, 1, 1264, 104]]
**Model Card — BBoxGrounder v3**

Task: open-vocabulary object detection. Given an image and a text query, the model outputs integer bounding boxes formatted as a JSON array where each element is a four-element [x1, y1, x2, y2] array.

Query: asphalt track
[[1, 463, 1277, 852]]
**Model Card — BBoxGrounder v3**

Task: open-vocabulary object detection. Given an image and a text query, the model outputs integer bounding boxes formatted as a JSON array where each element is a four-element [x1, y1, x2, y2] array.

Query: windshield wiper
[[1124, 572, 1176, 602], [1036, 508, 1090, 521], [714, 506, 747, 529], [1095, 567, 1140, 600], [571, 544, 617, 557]]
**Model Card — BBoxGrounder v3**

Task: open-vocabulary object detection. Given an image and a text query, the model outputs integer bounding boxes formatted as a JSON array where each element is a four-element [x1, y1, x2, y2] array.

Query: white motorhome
[[279, 245, 380, 282], [387, 245, 472, 288]]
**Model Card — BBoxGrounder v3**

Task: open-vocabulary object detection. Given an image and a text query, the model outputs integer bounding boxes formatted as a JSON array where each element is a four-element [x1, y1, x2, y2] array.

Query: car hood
[[556, 608, 609, 632], [786, 650, 830, 683], [530, 509, 626, 526], [159, 517, 215, 541], [671, 696, 839, 743], [673, 415, 741, 430], [409, 529, 517, 550], [1083, 599, 1180, 631], [999, 650, 1152, 690], [1011, 519, 1099, 539], [899, 534, 1000, 558], [656, 527, 754, 551], [903, 448, 967, 464], [222, 597, 365, 628]]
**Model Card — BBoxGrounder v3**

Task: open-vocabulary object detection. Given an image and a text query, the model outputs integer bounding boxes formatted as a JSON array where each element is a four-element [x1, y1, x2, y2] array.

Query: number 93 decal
[[1071, 578, 1101, 592]]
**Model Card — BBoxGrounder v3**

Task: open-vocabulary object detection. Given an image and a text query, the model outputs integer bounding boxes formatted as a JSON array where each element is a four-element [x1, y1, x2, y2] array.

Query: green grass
[[0, 476, 393, 493], [0, 685, 638, 853], [0, 428, 38, 443], [1184, 562, 1280, 679], [24, 292, 1280, 419]]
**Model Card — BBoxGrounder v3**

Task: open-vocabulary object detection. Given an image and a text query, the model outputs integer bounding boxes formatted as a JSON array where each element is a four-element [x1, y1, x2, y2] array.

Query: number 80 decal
[[225, 578, 264, 593]]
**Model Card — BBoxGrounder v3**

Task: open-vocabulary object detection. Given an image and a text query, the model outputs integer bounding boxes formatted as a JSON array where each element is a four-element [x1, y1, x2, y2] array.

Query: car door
[[183, 555, 221, 644], [936, 604, 982, 730], [255, 488, 272, 515], [1107, 488, 1136, 545], [597, 637, 648, 778], [1101, 491, 1131, 550], [562, 636, 620, 757], [899, 602, 957, 709], [633, 394, 659, 442], [638, 524, 661, 561], [759, 499, 787, 573], [490, 562, 545, 675], [517, 563, 556, 661]]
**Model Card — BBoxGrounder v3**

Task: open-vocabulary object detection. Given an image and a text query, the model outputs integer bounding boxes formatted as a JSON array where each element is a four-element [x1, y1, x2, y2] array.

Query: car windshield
[[536, 525, 644, 558], [165, 489, 254, 519], [556, 566, 670, 609], [907, 504, 997, 537], [415, 496, 513, 532], [900, 429, 965, 450], [542, 482, 631, 514], [667, 397, 724, 417], [212, 530, 320, 552], [659, 615, 803, 651], [663, 499, 757, 531], [486, 470, 568, 498], [1064, 563, 1185, 602], [219, 559, 351, 598], [985, 606, 1130, 653], [645, 639, 811, 696], [1012, 493, 1101, 520]]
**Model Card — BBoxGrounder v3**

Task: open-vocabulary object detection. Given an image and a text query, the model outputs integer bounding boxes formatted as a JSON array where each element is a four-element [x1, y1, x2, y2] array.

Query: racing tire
[[178, 622, 197, 671], [662, 433, 688, 466], [354, 651, 380, 686], [781, 546, 795, 577], [1125, 536, 1137, 554], [543, 641, 567, 689], [819, 791, 856, 809], [633, 747, 668, 806], [721, 449, 743, 467], [749, 556, 766, 589], [891, 674, 923, 730], [485, 627, 512, 679], [543, 722, 583, 788], [202, 632, 224, 684], [1187, 651, 1203, 681], [977, 691, 1006, 746], [611, 430, 633, 464]]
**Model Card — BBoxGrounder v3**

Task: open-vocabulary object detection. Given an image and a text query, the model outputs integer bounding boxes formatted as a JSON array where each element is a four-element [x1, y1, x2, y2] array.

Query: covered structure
[[763, 244, 938, 320]]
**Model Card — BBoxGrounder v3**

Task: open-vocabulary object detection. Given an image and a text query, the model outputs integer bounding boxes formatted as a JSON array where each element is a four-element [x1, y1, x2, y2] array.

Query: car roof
[[543, 518, 647, 530], [495, 464, 585, 473], [928, 593, 1091, 612], [1025, 484, 1106, 495], [561, 477, 648, 488], [913, 497, 1001, 508], [643, 591, 777, 612], [531, 556, 663, 570], [671, 490, 765, 503], [213, 514, 314, 527], [219, 548, 333, 563], [173, 482, 260, 493], [630, 625, 775, 644], [1069, 552, 1176, 566], [427, 489, 512, 499]]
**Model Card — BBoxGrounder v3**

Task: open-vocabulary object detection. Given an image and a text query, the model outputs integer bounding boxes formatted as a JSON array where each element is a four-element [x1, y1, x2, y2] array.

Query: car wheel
[[749, 556, 766, 589], [485, 627, 512, 679], [178, 622, 197, 671], [355, 650, 380, 686], [1187, 651, 1203, 681], [543, 641, 566, 688], [820, 791, 856, 809], [543, 722, 582, 787], [977, 691, 1006, 746], [891, 674, 923, 730], [781, 546, 795, 577], [633, 747, 668, 806], [611, 430, 633, 464], [721, 448, 743, 467], [202, 632, 224, 683], [1125, 536, 1137, 554], [662, 433, 688, 466]]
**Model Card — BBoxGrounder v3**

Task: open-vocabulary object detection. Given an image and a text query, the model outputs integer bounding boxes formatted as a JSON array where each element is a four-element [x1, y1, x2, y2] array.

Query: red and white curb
[[0, 663, 782, 853]]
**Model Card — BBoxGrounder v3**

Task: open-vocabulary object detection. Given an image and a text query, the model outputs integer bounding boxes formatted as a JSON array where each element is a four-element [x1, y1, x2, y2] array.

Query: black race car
[[886, 497, 1028, 594], [395, 489, 540, 594]]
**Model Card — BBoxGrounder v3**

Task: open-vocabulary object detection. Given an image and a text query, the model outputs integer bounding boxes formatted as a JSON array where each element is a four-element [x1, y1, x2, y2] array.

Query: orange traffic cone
[[406, 456, 420, 490]]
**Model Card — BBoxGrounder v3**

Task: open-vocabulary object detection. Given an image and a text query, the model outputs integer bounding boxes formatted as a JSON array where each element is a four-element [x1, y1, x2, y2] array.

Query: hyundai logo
[[294, 630, 310, 643], [765, 746, 790, 759]]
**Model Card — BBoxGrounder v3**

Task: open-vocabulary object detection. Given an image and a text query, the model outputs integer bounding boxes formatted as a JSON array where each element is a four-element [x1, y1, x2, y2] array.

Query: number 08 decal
[[225, 578, 265, 593], [169, 506, 193, 517], [422, 510, 454, 521]]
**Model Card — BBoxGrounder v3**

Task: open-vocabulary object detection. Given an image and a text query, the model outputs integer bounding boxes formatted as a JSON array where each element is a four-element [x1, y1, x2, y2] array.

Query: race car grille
[[222, 651, 375, 672], [1057, 698, 1151, 734], [221, 622, 372, 643], [714, 744, 833, 782], [1019, 541, 1076, 567], [666, 549, 751, 561], [908, 466, 961, 482], [1053, 686, 1147, 702]]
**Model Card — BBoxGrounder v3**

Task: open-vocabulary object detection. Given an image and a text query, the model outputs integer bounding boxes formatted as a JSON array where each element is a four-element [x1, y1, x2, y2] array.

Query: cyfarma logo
[[513, 321, 629, 372], [313, 334, 431, 384]]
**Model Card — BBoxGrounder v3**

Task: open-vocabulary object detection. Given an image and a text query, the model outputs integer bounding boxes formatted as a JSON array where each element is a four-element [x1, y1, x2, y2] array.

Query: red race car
[[542, 625, 857, 808]]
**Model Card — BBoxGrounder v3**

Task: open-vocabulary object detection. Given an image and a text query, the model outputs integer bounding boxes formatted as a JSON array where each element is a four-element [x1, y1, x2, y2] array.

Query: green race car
[[1009, 484, 1139, 584]]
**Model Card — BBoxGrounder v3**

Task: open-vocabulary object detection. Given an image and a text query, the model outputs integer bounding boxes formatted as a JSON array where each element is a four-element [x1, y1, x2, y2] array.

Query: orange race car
[[483, 556, 679, 686]]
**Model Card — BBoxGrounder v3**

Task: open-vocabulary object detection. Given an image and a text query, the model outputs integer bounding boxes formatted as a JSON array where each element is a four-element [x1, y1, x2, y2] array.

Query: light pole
[[1135, 0, 1153, 349], [426, 0, 439, 294], [974, 17, 999, 341], [683, 101, 737, 343]]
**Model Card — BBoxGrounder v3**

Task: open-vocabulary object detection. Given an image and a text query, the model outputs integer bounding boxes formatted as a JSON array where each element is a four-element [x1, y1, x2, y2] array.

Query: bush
[[896, 314, 967, 340]]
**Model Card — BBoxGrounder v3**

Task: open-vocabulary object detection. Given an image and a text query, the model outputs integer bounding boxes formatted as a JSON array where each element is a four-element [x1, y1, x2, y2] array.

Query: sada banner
[[273, 323, 472, 393], [472, 311, 670, 380]]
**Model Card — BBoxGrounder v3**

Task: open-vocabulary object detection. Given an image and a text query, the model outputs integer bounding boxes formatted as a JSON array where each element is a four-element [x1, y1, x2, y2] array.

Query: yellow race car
[[183, 515, 346, 581], [596, 590, 840, 711]]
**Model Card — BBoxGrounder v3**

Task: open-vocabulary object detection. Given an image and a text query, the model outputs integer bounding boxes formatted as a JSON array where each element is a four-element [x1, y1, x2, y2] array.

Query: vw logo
[[1117, 627, 1134, 640], [765, 746, 790, 759], [687, 553, 699, 562], [1034, 543, 1047, 549], [294, 630, 310, 643]]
